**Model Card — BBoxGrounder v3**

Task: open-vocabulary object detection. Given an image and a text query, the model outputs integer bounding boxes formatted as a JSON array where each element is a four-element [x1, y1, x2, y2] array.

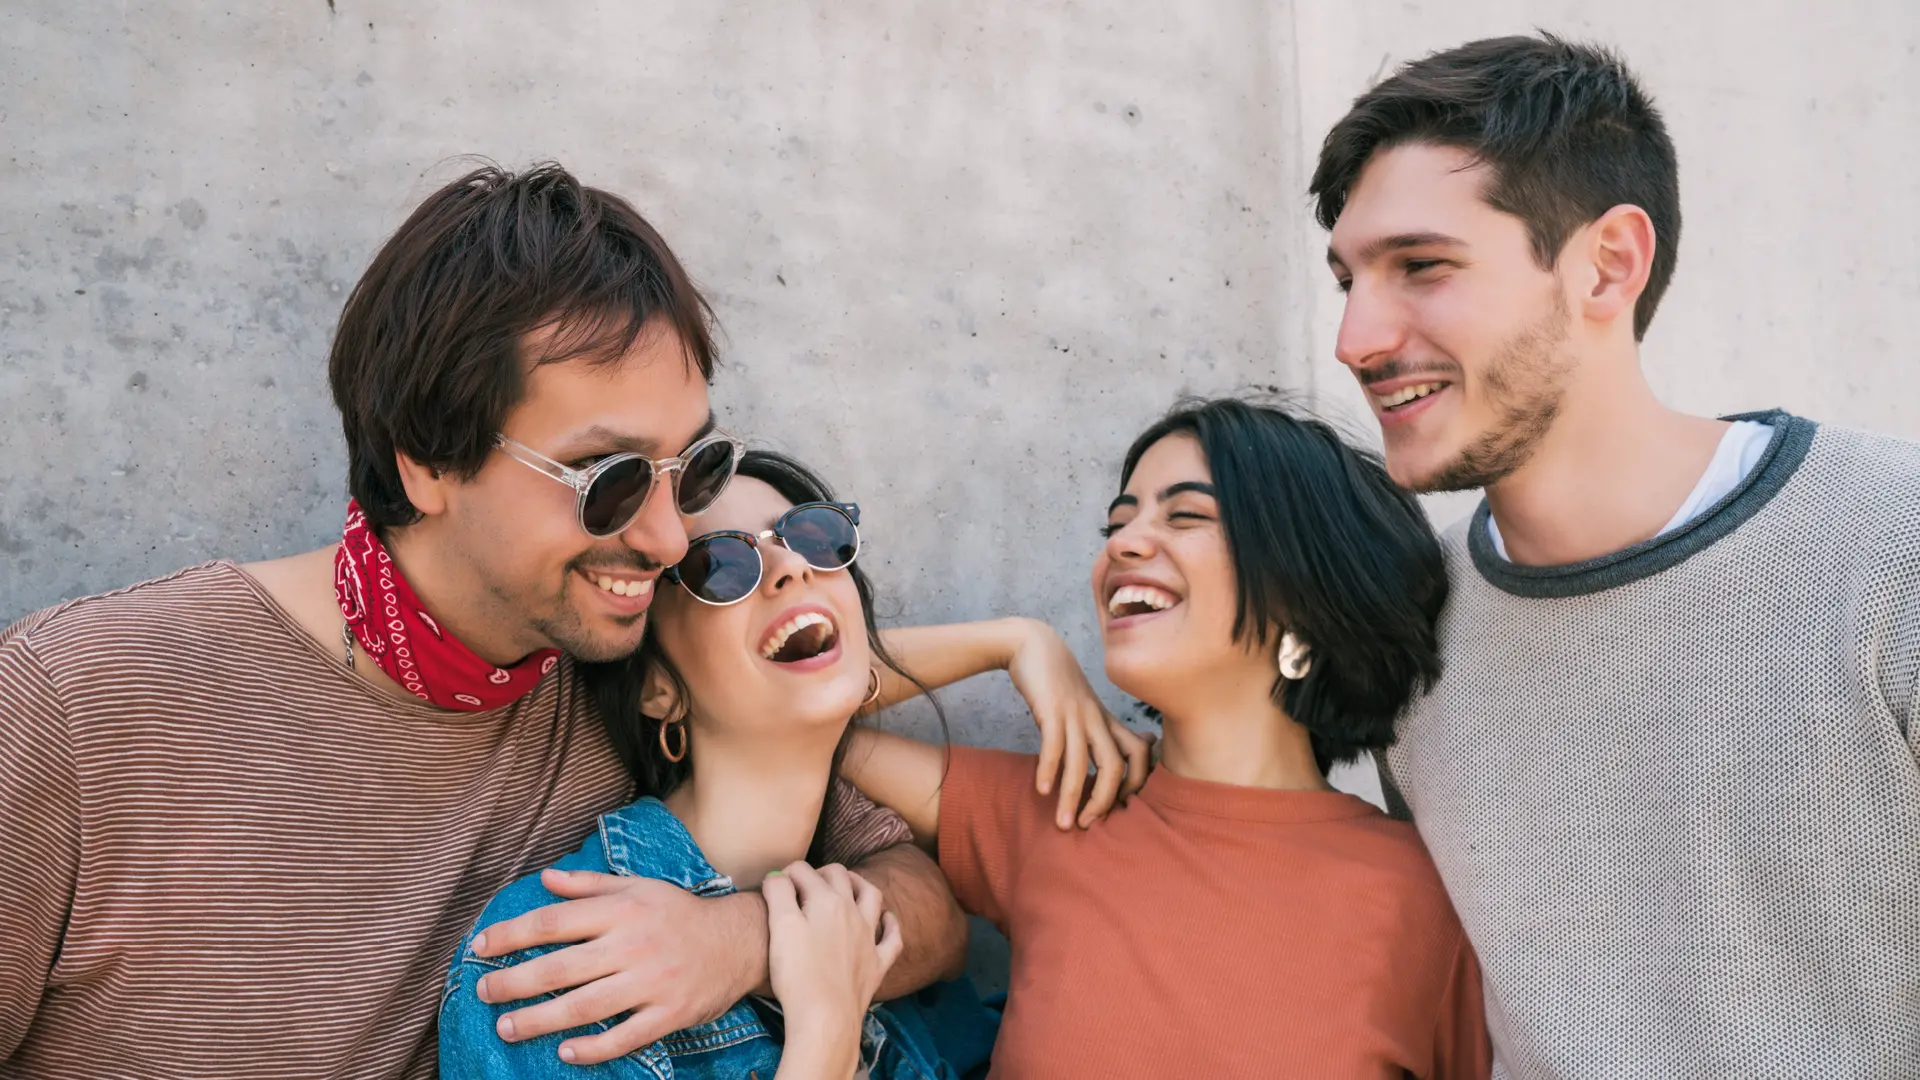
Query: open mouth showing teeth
[[1377, 381, 1447, 411], [1107, 584, 1179, 619], [762, 612, 839, 663], [590, 572, 654, 599]]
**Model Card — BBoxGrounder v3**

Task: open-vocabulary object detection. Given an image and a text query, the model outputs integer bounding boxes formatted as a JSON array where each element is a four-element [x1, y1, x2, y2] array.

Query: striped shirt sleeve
[[0, 633, 80, 1057], [819, 777, 913, 867]]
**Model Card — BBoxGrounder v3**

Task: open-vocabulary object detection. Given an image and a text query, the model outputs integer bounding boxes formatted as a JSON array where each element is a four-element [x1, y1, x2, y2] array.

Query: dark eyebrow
[[1161, 481, 1216, 501], [1327, 231, 1467, 270], [563, 413, 716, 458], [1107, 481, 1215, 516]]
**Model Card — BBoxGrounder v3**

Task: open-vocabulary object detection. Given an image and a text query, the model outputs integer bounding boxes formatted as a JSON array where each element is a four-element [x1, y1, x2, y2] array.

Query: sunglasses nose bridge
[[758, 531, 817, 592], [650, 458, 680, 498]]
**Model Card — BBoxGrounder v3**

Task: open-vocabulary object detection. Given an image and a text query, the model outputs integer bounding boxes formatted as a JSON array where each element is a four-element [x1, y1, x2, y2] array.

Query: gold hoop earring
[[862, 669, 882, 708], [1277, 631, 1313, 681], [658, 718, 688, 763]]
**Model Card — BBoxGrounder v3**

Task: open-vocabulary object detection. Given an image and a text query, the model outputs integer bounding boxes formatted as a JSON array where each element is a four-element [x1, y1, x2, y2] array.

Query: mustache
[[567, 552, 665, 576], [1356, 357, 1462, 387]]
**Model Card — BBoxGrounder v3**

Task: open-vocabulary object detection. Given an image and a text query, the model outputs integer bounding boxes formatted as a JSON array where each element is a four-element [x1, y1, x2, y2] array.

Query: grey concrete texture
[[0, 0, 1308, 746], [5, 0, 1920, 762]]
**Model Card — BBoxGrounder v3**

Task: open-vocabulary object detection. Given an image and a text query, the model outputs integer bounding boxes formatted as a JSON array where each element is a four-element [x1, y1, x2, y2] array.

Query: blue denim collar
[[597, 796, 736, 896]]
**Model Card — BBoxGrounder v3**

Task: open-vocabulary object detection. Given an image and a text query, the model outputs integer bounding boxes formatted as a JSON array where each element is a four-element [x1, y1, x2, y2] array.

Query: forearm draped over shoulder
[[0, 628, 81, 1057]]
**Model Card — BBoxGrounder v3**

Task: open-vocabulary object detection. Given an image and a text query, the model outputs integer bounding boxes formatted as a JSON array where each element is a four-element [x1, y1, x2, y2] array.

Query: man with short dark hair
[[0, 163, 967, 1077], [1314, 34, 1920, 1078]]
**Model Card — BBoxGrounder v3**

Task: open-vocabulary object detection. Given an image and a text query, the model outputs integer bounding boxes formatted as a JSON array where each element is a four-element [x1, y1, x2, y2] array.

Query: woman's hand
[[873, 616, 1154, 831], [1003, 618, 1155, 829], [764, 862, 900, 1080]]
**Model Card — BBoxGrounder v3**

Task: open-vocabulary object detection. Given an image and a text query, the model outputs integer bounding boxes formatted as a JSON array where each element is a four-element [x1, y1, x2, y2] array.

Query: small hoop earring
[[1277, 631, 1313, 681], [861, 669, 882, 708], [658, 718, 688, 763]]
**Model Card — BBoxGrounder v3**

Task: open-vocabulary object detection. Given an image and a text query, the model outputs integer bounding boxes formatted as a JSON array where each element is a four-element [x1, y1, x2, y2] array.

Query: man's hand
[[468, 868, 767, 1065], [1004, 617, 1155, 828]]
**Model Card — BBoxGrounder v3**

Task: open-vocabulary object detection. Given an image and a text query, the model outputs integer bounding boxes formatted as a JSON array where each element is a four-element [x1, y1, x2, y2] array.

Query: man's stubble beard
[[511, 576, 651, 663], [538, 611, 649, 663], [1411, 287, 1577, 494]]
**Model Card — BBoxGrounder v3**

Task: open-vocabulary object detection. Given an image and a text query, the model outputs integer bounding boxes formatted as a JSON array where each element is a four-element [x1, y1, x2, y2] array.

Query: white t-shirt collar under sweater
[[1486, 418, 1776, 560]]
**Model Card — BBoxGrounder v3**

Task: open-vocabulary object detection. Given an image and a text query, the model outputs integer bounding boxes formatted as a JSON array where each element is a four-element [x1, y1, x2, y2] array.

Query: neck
[[240, 545, 419, 704], [664, 724, 842, 887], [1149, 662, 1329, 792], [383, 523, 536, 667], [1483, 347, 1726, 566]]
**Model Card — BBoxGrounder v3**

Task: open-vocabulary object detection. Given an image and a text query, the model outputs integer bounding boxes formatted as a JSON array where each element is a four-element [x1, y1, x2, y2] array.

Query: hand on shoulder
[[1002, 617, 1155, 828]]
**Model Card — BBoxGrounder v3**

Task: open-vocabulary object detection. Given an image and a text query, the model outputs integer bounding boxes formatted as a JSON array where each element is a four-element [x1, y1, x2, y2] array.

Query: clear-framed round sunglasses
[[494, 431, 745, 539]]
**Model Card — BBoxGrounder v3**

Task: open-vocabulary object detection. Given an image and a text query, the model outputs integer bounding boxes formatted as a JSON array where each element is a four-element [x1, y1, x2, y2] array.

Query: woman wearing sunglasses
[[439, 449, 1002, 1080], [842, 397, 1493, 1078]]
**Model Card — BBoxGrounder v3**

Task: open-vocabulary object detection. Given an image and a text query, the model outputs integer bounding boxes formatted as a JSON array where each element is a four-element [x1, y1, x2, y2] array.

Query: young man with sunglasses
[[1313, 34, 1920, 1076], [0, 164, 976, 1077]]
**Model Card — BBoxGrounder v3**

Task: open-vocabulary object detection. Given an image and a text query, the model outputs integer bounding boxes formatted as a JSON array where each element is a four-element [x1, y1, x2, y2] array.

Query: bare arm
[[739, 841, 964, 998], [873, 618, 1034, 703], [765, 864, 902, 1080], [873, 618, 1152, 829], [840, 726, 947, 850], [851, 843, 968, 990], [474, 830, 966, 1061], [474, 619, 1141, 1063]]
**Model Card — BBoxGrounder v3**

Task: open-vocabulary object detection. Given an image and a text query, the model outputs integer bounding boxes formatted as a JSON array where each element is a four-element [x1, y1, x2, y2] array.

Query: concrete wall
[[5, 2, 1918, 776]]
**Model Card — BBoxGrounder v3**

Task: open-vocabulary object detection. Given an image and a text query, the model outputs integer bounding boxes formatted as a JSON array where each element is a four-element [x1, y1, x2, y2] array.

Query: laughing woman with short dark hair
[[845, 396, 1491, 1078]]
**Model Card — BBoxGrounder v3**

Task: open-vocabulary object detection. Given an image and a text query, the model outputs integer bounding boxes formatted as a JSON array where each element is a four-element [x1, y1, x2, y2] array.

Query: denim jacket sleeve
[[438, 801, 773, 1079], [438, 797, 975, 1079], [439, 948, 676, 1080], [437, 834, 686, 1080]]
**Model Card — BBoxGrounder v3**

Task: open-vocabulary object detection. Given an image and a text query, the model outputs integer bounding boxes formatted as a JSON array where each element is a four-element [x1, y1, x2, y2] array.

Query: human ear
[[394, 451, 452, 518], [640, 662, 684, 723], [1579, 204, 1656, 330]]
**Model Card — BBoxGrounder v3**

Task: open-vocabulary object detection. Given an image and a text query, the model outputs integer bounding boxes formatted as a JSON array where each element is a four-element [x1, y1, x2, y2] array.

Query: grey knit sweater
[[1380, 411, 1920, 1079]]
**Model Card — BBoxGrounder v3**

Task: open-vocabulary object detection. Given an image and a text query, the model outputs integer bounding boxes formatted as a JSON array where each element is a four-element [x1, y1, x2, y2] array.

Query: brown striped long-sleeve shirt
[[0, 561, 910, 1078]]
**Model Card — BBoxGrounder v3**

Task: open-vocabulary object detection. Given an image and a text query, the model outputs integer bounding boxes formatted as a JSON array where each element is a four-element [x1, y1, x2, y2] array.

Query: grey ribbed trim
[[1466, 409, 1818, 598]]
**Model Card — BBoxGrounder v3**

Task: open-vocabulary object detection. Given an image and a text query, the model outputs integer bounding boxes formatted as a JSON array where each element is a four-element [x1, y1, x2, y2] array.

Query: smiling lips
[[1374, 380, 1448, 410], [761, 610, 840, 663], [1107, 583, 1180, 620], [587, 571, 654, 599]]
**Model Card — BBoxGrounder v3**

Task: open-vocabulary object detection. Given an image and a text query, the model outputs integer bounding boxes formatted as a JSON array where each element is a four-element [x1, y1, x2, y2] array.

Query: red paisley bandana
[[334, 500, 559, 711]]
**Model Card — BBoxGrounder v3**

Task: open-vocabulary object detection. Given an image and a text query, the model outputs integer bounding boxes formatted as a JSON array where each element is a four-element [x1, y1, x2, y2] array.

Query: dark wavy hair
[[1309, 33, 1680, 341], [576, 449, 939, 864], [1119, 396, 1447, 772], [330, 162, 716, 528]]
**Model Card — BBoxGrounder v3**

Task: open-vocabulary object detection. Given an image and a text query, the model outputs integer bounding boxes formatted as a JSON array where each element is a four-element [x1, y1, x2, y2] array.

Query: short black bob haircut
[[1118, 396, 1447, 773], [576, 449, 940, 866], [1309, 33, 1680, 342]]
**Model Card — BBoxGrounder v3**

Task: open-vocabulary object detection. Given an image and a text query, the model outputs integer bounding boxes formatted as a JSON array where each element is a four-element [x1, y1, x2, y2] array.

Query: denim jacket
[[440, 798, 995, 1080]]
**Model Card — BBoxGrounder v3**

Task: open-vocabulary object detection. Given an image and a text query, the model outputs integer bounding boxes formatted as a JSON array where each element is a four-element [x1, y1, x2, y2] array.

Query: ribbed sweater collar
[[1466, 409, 1817, 598]]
